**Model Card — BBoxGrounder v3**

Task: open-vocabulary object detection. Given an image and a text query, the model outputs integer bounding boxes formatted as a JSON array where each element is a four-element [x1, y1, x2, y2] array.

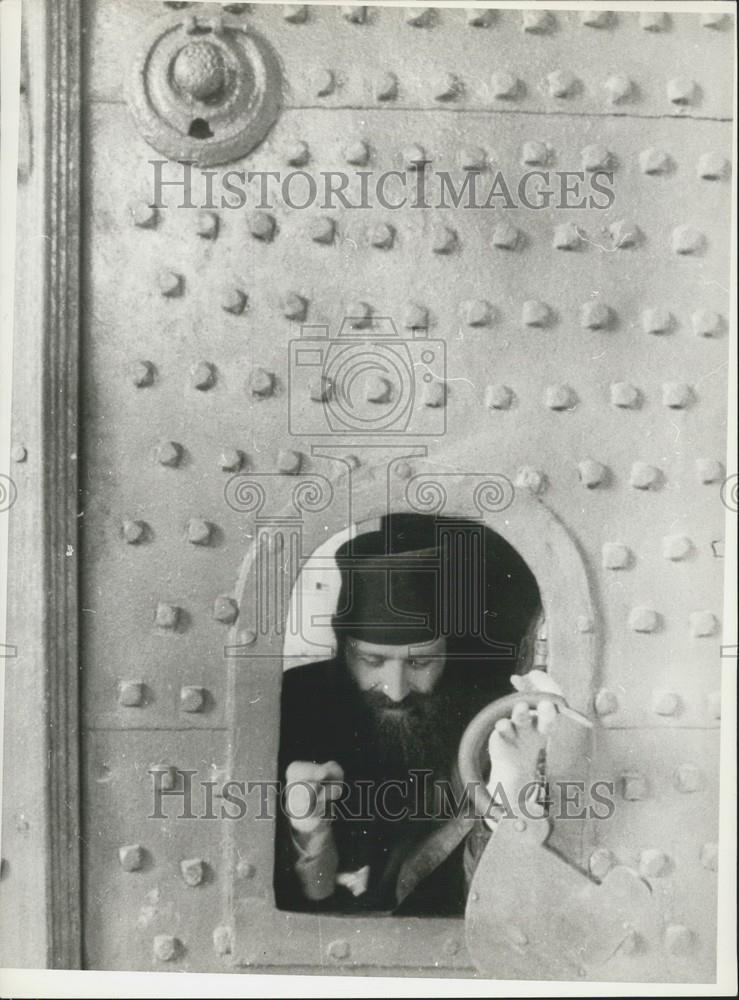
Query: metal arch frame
[[228, 455, 599, 971], [1, 0, 82, 970]]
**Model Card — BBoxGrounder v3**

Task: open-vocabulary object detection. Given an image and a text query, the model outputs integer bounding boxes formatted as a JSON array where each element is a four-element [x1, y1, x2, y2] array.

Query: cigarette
[[557, 703, 594, 729]]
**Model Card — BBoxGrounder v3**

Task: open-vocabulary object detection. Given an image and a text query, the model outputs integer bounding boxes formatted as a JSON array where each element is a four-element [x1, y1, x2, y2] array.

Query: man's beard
[[359, 687, 457, 778]]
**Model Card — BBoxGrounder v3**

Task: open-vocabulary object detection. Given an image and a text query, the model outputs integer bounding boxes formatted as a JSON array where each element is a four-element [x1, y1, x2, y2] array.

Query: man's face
[[345, 636, 447, 705]]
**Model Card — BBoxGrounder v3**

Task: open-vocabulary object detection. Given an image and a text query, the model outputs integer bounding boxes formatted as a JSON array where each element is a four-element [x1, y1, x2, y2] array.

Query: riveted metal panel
[[70, 0, 733, 979]]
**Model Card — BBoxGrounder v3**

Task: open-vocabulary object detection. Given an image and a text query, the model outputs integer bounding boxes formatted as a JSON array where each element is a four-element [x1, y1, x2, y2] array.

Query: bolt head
[[695, 458, 723, 483], [316, 69, 336, 97], [547, 70, 578, 99], [516, 467, 547, 494], [213, 595, 239, 624], [594, 690, 618, 717], [641, 307, 672, 335], [277, 449, 302, 475], [697, 152, 728, 180], [309, 216, 336, 244], [662, 535, 692, 561], [119, 844, 144, 871], [630, 462, 661, 490], [640, 12, 670, 31], [672, 225, 705, 254], [187, 518, 213, 545], [492, 222, 520, 250], [196, 210, 219, 239], [621, 772, 649, 800], [406, 7, 434, 27], [153, 934, 179, 962], [581, 144, 612, 171], [248, 367, 275, 398], [180, 857, 205, 886], [248, 211, 276, 242], [404, 304, 429, 330], [689, 611, 718, 637], [308, 375, 332, 402], [702, 12, 727, 29], [434, 73, 462, 102], [465, 299, 493, 326], [581, 302, 612, 330], [653, 691, 681, 717], [485, 384, 513, 410], [639, 147, 672, 175], [522, 300, 551, 327], [347, 300, 373, 328], [432, 225, 458, 254], [342, 5, 366, 24], [553, 222, 582, 250], [545, 385, 575, 411], [663, 382, 692, 409], [628, 607, 660, 633], [423, 381, 446, 408], [610, 382, 640, 409], [119, 681, 145, 707], [460, 147, 487, 171], [284, 4, 308, 24], [328, 938, 350, 960], [158, 270, 183, 297], [219, 448, 243, 472], [131, 360, 155, 387], [221, 287, 247, 315], [580, 10, 612, 28], [370, 223, 395, 249], [11, 443, 28, 462], [602, 542, 631, 570], [692, 309, 723, 338], [673, 764, 701, 792], [344, 140, 369, 166], [190, 361, 215, 391], [155, 440, 182, 467], [365, 375, 393, 404], [285, 139, 310, 166], [282, 291, 308, 322], [521, 140, 549, 166], [639, 849, 669, 878], [667, 77, 697, 106], [588, 846, 615, 878], [664, 924, 693, 955], [609, 218, 640, 248], [122, 519, 147, 544], [523, 10, 554, 33], [155, 603, 180, 629], [491, 71, 519, 100], [376, 72, 398, 101], [605, 74, 633, 104], [578, 459, 607, 488], [130, 201, 158, 228], [468, 9, 495, 27]]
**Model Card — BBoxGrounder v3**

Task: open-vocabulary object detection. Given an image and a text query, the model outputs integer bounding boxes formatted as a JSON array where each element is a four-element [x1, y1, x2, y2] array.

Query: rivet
[[604, 75, 633, 105], [442, 936, 461, 955], [236, 859, 256, 879], [213, 925, 233, 956], [308, 374, 332, 403], [628, 607, 660, 633], [464, 299, 493, 327], [187, 518, 213, 546], [375, 72, 398, 102], [697, 152, 728, 180], [130, 201, 158, 228], [342, 5, 366, 24], [432, 225, 458, 254], [492, 222, 520, 250], [545, 385, 575, 410], [672, 225, 704, 255], [248, 367, 275, 399], [588, 846, 615, 878], [248, 210, 276, 242], [347, 300, 373, 328], [119, 680, 145, 707], [118, 844, 145, 871], [155, 440, 182, 468], [638, 849, 669, 879], [581, 302, 612, 330], [523, 10, 554, 33], [485, 385, 513, 410], [277, 449, 303, 475], [328, 938, 351, 960], [653, 691, 681, 717], [406, 7, 434, 28], [514, 819, 527, 833], [285, 140, 310, 167], [158, 270, 183, 297], [662, 382, 692, 409], [581, 144, 612, 171], [213, 595, 239, 624], [673, 763, 702, 793], [621, 772, 649, 801], [619, 929, 641, 956], [610, 382, 640, 409], [221, 287, 247, 315], [153, 934, 179, 962], [664, 924, 693, 955], [695, 458, 723, 483], [576, 616, 594, 633], [516, 467, 547, 494], [602, 542, 631, 570], [553, 222, 582, 250], [196, 210, 219, 240], [283, 5, 308, 24], [547, 70, 578, 99], [316, 69, 336, 97], [693, 310, 723, 340], [662, 535, 692, 561], [180, 857, 205, 886], [640, 12, 670, 31], [639, 147, 672, 175], [190, 361, 215, 391], [309, 216, 336, 244], [403, 144, 428, 170], [180, 685, 205, 713], [689, 611, 718, 637], [470, 891, 479, 902], [629, 462, 661, 490], [522, 300, 551, 327], [150, 764, 176, 791], [521, 140, 549, 166], [460, 147, 486, 172], [700, 843, 718, 871], [404, 303, 429, 330], [282, 291, 308, 322], [435, 73, 462, 102], [131, 360, 155, 387], [641, 307, 672, 335], [578, 459, 607, 488], [122, 519, 147, 545], [344, 139, 370, 166], [707, 691, 721, 720], [580, 11, 613, 28], [667, 78, 697, 106], [365, 375, 392, 404], [609, 219, 640, 248], [155, 602, 180, 629], [701, 12, 727, 29], [11, 443, 28, 463], [394, 461, 413, 480], [491, 71, 519, 100], [370, 222, 395, 249], [467, 10, 494, 27], [712, 538, 724, 558], [423, 381, 446, 408], [219, 448, 243, 472], [594, 690, 618, 716]]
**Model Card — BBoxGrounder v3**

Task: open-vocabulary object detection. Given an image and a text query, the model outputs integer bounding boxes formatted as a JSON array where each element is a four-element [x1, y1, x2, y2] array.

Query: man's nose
[[380, 663, 411, 703]]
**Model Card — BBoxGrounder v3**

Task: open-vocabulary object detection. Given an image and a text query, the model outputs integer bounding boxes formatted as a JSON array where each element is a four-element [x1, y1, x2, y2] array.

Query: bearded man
[[275, 526, 549, 915]]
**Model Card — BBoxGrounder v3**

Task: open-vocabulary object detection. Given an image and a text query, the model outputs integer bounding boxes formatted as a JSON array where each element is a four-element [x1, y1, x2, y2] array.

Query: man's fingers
[[316, 760, 345, 783], [493, 718, 517, 743], [511, 700, 532, 729], [536, 698, 558, 736]]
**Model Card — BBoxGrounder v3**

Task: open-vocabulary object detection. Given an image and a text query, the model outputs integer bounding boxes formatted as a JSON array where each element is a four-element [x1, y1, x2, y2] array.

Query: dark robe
[[275, 656, 509, 915]]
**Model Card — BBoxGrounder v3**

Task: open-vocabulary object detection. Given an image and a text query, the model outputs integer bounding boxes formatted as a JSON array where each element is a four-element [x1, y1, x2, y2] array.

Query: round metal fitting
[[127, 13, 282, 166]]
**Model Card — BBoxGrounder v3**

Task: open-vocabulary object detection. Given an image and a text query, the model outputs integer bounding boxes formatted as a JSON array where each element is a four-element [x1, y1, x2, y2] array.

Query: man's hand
[[284, 760, 345, 837], [485, 695, 559, 827]]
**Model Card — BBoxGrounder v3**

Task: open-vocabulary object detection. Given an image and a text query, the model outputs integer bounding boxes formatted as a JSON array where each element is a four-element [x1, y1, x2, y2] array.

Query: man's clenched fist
[[284, 760, 345, 836]]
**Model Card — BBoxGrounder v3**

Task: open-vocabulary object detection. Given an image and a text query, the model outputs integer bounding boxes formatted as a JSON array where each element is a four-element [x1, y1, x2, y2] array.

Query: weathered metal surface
[[64, 0, 733, 977]]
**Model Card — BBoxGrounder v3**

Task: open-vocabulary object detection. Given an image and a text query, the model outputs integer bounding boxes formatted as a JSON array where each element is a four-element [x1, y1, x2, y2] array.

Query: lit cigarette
[[556, 703, 594, 729]]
